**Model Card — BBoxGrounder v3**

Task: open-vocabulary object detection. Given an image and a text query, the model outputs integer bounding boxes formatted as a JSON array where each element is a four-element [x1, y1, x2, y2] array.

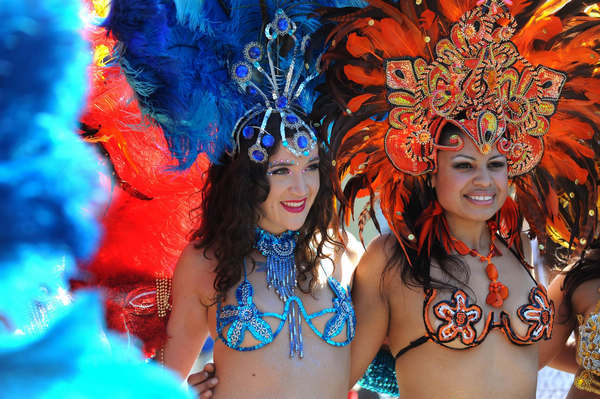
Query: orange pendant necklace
[[449, 221, 508, 308]]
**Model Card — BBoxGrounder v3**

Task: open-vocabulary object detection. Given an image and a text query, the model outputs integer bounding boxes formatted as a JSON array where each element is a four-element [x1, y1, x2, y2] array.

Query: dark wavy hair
[[190, 111, 340, 300], [561, 239, 600, 320], [383, 177, 470, 292]]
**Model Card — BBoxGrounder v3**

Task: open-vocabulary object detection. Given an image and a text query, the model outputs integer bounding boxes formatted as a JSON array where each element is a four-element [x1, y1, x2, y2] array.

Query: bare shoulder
[[315, 229, 361, 285], [572, 278, 600, 316], [340, 229, 364, 266], [335, 230, 364, 283], [354, 233, 403, 291], [172, 241, 217, 302], [547, 273, 566, 305], [360, 233, 398, 272]]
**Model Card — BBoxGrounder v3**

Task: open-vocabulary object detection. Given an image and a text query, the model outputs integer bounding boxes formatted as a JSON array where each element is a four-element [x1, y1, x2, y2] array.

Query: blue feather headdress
[[228, 9, 321, 163], [103, 0, 366, 168]]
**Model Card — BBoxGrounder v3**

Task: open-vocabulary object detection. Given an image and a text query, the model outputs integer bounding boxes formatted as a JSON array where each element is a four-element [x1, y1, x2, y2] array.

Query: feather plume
[[315, 0, 600, 270], [102, 0, 364, 168]]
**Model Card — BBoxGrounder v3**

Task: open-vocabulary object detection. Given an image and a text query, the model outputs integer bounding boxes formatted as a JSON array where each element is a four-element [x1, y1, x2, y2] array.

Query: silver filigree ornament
[[230, 9, 319, 163]]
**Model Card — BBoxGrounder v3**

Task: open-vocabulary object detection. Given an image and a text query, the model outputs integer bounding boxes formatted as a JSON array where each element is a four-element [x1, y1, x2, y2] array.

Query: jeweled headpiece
[[384, 0, 565, 177], [230, 9, 319, 163], [102, 2, 329, 168]]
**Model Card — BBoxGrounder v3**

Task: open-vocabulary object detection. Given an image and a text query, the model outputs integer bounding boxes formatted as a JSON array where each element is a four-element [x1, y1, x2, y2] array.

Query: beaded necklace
[[254, 227, 303, 357], [448, 221, 508, 308]]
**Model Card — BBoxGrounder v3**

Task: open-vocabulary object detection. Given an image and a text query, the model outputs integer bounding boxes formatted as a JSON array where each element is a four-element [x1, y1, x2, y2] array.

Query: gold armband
[[574, 301, 600, 394]]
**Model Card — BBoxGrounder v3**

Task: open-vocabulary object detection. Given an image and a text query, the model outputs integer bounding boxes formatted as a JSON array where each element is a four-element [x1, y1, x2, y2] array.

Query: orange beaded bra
[[395, 241, 554, 357]]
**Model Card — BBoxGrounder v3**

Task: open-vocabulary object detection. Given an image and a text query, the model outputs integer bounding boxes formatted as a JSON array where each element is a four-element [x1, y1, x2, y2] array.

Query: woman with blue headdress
[[99, 1, 363, 397], [163, 13, 362, 398]]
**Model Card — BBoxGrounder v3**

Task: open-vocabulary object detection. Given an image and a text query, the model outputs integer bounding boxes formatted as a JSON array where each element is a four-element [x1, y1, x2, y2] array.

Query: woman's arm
[[349, 235, 393, 386], [163, 244, 215, 379], [539, 274, 576, 369], [548, 341, 578, 374]]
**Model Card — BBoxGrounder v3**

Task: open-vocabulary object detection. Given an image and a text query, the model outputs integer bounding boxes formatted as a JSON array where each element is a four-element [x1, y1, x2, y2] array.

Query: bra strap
[[395, 336, 429, 358], [496, 234, 537, 285], [242, 257, 248, 279]]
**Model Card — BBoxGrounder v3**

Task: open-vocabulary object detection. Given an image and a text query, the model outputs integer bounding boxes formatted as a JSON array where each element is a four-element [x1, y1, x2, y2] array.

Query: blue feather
[[0, 0, 103, 261], [103, 0, 367, 167], [0, 293, 192, 399]]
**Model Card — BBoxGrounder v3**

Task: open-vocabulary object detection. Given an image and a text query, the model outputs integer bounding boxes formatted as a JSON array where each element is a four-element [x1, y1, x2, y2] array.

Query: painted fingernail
[[210, 378, 218, 385]]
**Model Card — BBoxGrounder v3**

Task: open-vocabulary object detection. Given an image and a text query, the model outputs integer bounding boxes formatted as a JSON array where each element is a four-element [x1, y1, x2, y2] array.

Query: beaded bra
[[216, 229, 355, 357], [396, 244, 554, 356]]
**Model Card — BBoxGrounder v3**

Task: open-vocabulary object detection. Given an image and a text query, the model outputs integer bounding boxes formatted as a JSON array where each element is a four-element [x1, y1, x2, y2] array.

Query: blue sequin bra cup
[[216, 260, 356, 353]]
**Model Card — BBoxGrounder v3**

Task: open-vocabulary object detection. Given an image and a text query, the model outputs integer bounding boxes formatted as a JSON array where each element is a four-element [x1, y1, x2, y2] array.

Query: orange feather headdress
[[315, 0, 600, 262]]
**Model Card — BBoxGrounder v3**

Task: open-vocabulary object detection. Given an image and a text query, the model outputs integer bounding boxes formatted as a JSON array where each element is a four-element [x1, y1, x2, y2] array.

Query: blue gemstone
[[248, 46, 261, 59], [242, 126, 254, 139], [252, 150, 265, 161], [262, 134, 275, 147], [277, 18, 289, 31], [297, 135, 308, 149], [247, 86, 257, 95], [305, 39, 311, 48], [235, 64, 249, 78], [286, 115, 299, 124], [240, 307, 254, 321], [276, 97, 288, 108]]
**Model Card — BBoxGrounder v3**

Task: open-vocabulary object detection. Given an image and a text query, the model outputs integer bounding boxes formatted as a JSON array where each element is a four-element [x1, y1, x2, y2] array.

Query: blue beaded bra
[[216, 229, 355, 357]]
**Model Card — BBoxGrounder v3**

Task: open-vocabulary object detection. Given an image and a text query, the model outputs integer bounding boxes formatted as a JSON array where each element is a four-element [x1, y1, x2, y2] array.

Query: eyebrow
[[268, 159, 295, 168], [267, 156, 319, 168], [451, 154, 505, 161]]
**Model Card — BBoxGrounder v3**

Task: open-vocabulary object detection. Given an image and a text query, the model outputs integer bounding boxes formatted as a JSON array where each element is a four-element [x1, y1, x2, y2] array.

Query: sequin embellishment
[[216, 275, 355, 353]]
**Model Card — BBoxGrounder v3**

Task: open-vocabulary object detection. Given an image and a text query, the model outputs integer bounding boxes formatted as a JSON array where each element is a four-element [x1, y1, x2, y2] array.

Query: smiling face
[[257, 143, 320, 234], [431, 129, 508, 228]]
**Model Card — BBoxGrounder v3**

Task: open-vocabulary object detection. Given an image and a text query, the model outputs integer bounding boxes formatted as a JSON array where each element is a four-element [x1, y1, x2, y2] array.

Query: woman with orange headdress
[[309, 0, 600, 397]]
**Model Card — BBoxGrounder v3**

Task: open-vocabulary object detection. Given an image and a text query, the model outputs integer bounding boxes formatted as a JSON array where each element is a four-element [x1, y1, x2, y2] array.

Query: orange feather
[[347, 93, 376, 113], [508, 0, 533, 16], [346, 32, 378, 59], [343, 64, 385, 86], [434, 0, 477, 22], [567, 77, 600, 104]]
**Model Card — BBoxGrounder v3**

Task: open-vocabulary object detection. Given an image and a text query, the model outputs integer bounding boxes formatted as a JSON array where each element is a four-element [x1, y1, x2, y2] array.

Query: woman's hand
[[187, 363, 218, 398]]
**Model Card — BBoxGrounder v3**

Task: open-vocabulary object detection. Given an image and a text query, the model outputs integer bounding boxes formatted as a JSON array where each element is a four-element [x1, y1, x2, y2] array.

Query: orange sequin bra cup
[[574, 298, 600, 394]]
